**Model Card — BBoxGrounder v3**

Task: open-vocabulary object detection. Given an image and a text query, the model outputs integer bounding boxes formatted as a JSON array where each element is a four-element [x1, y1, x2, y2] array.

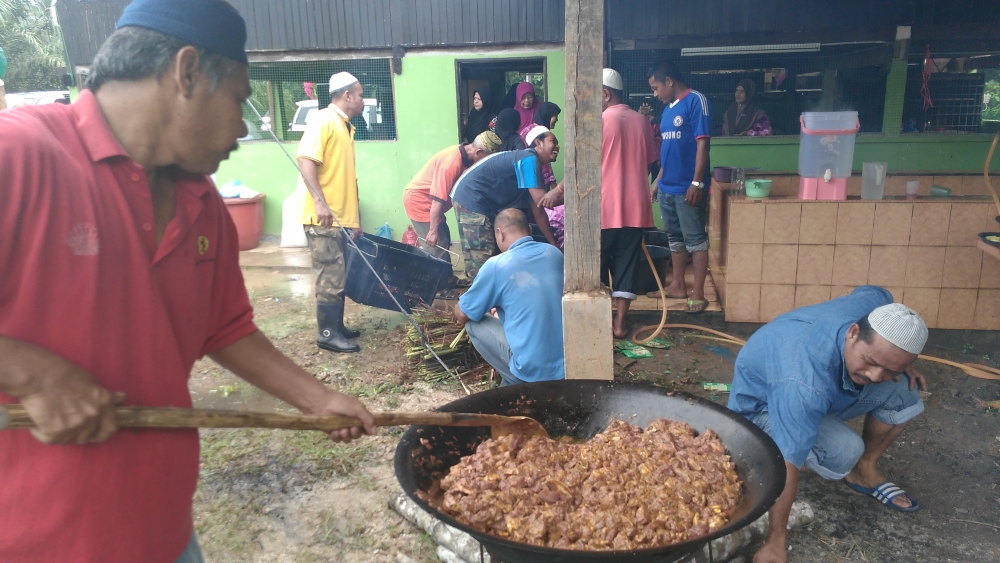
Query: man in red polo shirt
[[0, 1, 374, 562]]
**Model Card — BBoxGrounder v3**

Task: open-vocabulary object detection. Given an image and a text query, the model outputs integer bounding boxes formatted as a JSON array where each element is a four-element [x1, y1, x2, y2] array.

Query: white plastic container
[[861, 162, 887, 200], [798, 111, 860, 179], [279, 187, 308, 248]]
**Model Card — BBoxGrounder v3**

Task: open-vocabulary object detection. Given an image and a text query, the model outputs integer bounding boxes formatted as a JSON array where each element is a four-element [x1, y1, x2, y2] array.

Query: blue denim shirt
[[727, 286, 893, 467]]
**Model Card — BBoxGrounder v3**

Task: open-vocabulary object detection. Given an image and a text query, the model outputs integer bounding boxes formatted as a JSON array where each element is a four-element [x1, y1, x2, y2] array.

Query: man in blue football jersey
[[647, 60, 712, 313]]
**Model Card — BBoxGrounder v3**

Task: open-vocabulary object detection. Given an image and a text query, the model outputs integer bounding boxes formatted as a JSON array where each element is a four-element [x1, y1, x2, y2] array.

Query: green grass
[[199, 428, 273, 475], [194, 491, 268, 559], [281, 431, 378, 477], [255, 310, 315, 340], [316, 512, 375, 550], [416, 532, 440, 561], [348, 380, 411, 399]]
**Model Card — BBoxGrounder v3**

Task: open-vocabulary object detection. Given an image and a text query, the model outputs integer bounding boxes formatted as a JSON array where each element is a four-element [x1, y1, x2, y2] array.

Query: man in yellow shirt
[[297, 71, 365, 353]]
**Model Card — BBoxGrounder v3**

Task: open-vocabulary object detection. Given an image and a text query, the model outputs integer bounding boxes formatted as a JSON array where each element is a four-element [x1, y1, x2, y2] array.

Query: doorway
[[455, 57, 547, 143]]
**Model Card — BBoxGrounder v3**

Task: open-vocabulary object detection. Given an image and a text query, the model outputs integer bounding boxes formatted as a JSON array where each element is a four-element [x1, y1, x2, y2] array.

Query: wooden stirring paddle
[[0, 405, 549, 440]]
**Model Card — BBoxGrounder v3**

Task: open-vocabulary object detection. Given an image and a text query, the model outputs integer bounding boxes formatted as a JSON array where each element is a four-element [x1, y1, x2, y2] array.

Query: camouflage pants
[[454, 203, 498, 280], [305, 225, 348, 305]]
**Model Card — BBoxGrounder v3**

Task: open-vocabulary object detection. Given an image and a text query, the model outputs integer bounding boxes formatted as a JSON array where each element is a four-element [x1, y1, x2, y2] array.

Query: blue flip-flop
[[845, 480, 920, 513]]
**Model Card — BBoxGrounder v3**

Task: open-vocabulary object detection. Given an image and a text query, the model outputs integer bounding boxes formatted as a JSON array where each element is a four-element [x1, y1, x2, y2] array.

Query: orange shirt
[[601, 103, 658, 229], [402, 145, 470, 222]]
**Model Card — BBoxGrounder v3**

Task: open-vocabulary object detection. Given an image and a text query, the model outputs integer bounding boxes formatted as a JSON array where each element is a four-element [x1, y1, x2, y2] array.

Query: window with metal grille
[[902, 55, 1000, 134], [609, 44, 891, 136], [242, 58, 396, 143]]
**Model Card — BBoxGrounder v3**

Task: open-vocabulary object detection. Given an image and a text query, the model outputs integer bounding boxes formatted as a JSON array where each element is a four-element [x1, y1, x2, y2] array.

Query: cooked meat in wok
[[436, 419, 741, 550]]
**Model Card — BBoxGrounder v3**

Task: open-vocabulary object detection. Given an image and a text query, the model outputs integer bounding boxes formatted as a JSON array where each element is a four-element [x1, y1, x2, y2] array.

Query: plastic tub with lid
[[223, 193, 266, 250], [798, 111, 860, 178]]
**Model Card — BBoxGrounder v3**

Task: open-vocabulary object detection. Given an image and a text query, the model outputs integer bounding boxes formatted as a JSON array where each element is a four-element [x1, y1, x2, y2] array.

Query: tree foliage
[[984, 70, 1000, 123], [0, 0, 67, 92]]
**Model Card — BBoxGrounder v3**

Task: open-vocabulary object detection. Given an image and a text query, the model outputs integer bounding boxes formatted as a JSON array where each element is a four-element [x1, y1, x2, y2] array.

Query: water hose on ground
[[630, 243, 1000, 382], [984, 131, 1000, 218], [631, 241, 745, 346]]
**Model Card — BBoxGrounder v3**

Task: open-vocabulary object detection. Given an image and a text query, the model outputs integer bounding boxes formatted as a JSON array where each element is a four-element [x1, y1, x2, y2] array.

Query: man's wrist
[[0, 338, 58, 398], [298, 386, 343, 415], [691, 181, 704, 188]]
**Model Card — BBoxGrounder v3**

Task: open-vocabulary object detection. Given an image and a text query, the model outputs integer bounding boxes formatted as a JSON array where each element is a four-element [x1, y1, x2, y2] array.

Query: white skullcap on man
[[867, 303, 928, 355], [329, 71, 358, 92], [525, 125, 550, 147], [602, 68, 623, 90]]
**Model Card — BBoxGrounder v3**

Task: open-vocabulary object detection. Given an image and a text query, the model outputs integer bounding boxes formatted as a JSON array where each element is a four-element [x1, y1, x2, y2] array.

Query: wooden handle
[[0, 405, 491, 432]]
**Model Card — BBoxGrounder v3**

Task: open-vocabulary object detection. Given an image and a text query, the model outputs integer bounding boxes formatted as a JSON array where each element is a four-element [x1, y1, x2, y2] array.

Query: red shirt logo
[[66, 223, 100, 256]]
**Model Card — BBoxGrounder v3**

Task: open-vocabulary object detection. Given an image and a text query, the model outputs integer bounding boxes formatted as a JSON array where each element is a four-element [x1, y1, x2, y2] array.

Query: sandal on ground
[[684, 299, 709, 314], [845, 480, 920, 513], [647, 290, 688, 299], [446, 275, 471, 289]]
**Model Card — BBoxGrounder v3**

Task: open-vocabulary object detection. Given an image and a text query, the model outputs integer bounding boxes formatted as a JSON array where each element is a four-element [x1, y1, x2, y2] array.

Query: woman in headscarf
[[519, 102, 562, 189], [722, 79, 772, 136], [501, 83, 520, 111], [493, 108, 526, 152], [463, 87, 496, 143], [513, 82, 540, 131], [519, 101, 561, 139]]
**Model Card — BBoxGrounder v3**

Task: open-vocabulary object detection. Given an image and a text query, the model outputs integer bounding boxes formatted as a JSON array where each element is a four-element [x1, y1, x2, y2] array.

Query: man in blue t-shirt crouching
[[454, 208, 565, 386]]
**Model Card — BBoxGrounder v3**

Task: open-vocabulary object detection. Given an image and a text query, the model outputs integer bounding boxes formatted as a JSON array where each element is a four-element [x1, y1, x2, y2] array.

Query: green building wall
[[216, 47, 998, 237], [216, 49, 565, 237]]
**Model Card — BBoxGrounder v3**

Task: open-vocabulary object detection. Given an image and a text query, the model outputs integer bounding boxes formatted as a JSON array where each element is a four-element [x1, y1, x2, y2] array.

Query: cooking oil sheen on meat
[[429, 419, 742, 551]]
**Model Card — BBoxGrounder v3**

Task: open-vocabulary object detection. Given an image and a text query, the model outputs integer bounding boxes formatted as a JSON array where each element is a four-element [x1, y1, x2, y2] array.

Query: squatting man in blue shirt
[[453, 208, 565, 386], [729, 286, 929, 563]]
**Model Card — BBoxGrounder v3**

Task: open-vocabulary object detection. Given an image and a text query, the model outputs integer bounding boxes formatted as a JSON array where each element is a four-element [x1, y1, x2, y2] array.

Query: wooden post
[[273, 81, 287, 142], [882, 26, 910, 137], [265, 80, 278, 138], [562, 0, 612, 380]]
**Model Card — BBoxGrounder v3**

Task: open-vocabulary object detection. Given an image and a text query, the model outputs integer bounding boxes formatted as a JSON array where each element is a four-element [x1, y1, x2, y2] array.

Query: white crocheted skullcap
[[868, 303, 928, 355], [525, 125, 550, 147], [329, 72, 359, 92], [602, 68, 623, 90]]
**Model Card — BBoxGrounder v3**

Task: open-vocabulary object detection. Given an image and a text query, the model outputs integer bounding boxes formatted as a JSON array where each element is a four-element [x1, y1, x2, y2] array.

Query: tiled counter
[[708, 182, 1000, 329]]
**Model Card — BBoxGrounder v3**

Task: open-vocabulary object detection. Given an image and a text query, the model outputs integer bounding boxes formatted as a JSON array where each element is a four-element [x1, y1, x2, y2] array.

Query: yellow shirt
[[296, 104, 360, 228]]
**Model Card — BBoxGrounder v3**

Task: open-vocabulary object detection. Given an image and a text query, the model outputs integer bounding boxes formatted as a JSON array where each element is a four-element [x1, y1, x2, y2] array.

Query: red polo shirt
[[0, 91, 257, 562]]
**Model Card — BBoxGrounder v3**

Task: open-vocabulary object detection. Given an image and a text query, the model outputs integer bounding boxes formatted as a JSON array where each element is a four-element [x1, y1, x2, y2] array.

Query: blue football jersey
[[657, 89, 713, 196]]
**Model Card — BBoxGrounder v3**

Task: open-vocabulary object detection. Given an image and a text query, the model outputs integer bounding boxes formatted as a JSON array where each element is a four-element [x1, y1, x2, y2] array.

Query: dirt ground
[[189, 251, 1000, 563]]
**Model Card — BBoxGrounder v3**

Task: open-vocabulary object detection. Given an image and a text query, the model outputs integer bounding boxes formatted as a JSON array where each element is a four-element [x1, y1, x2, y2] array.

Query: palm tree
[[0, 0, 67, 92]]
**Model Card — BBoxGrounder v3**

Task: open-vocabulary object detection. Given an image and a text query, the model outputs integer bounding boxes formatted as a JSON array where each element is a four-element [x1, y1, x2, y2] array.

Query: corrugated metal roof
[[58, 0, 566, 66]]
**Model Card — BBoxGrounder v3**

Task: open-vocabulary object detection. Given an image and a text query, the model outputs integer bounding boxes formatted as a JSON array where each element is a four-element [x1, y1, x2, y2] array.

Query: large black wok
[[394, 381, 786, 563]]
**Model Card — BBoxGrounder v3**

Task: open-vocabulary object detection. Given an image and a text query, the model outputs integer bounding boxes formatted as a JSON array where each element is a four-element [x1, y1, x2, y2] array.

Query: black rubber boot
[[317, 302, 360, 353], [340, 305, 361, 340], [336, 293, 360, 338]]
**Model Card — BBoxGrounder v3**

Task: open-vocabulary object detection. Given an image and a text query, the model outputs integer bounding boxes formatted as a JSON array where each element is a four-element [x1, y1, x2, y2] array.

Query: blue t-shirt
[[458, 237, 565, 382], [450, 149, 540, 217], [657, 89, 712, 196], [727, 285, 893, 468]]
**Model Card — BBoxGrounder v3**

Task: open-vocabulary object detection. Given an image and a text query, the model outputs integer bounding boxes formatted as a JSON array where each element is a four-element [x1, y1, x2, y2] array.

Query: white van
[[288, 98, 382, 132]]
